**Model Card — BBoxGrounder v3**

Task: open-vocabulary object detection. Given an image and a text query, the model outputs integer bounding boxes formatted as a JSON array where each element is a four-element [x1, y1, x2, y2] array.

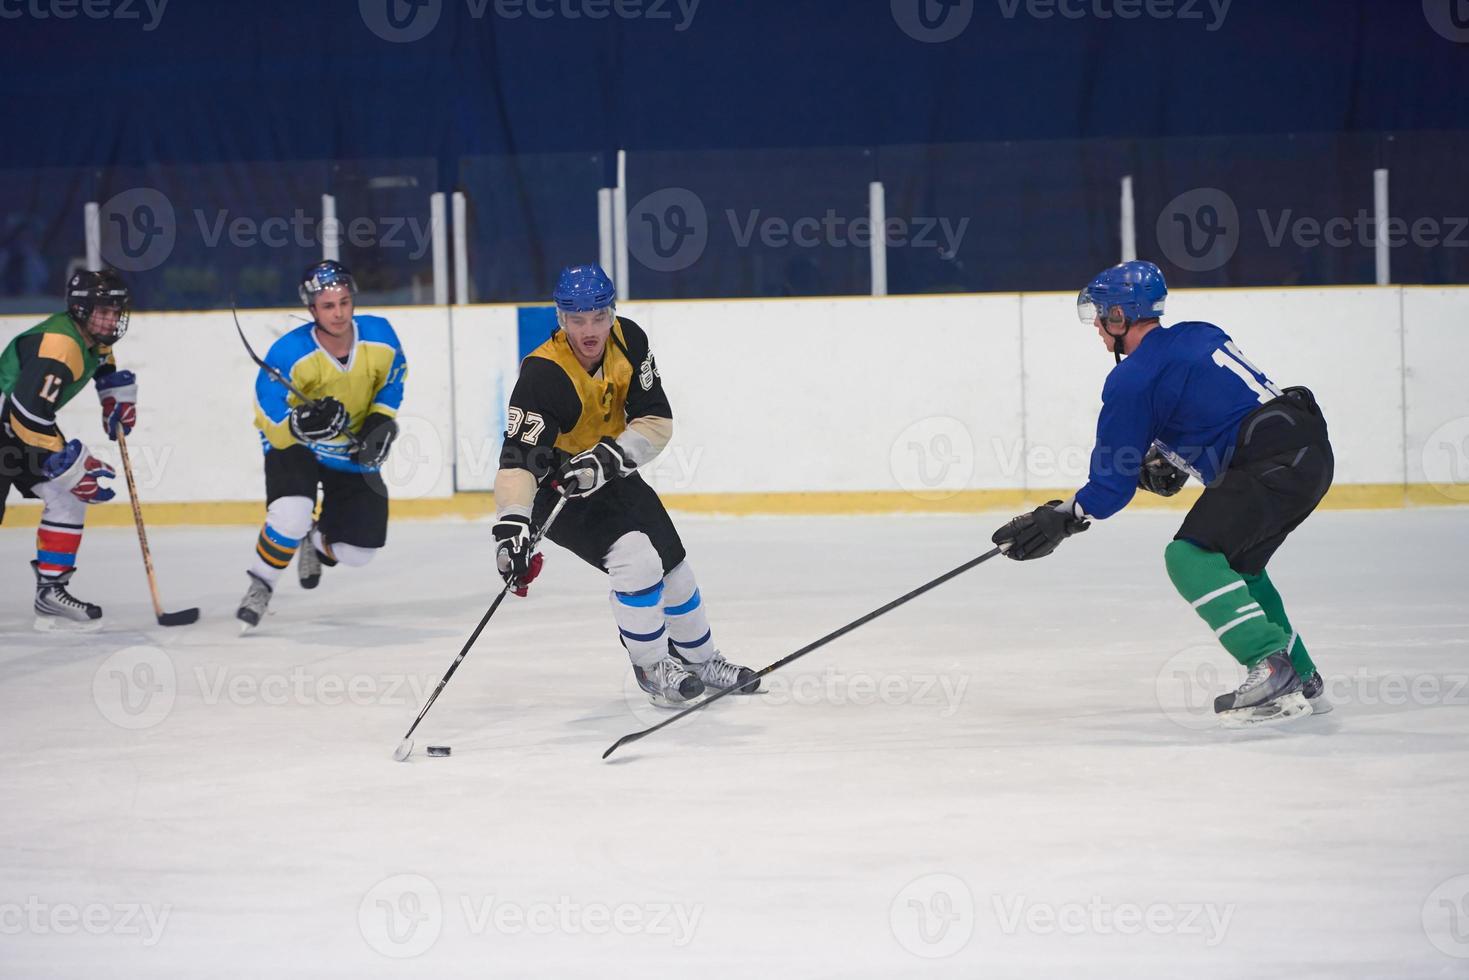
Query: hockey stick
[[393, 491, 571, 762], [115, 431, 200, 626], [601, 546, 1005, 760], [230, 302, 363, 451]]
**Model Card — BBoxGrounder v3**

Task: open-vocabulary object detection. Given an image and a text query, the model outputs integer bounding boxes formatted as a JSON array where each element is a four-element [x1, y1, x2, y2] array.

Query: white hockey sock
[[249, 495, 313, 587], [328, 541, 377, 567], [662, 560, 715, 663], [605, 532, 667, 668]]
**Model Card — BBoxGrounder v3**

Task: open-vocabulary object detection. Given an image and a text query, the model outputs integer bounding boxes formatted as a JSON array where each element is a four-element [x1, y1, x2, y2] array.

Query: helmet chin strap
[[1105, 312, 1130, 365]]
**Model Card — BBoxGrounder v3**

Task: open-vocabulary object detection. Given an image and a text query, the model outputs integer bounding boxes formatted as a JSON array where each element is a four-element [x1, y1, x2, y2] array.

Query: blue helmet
[[299, 260, 357, 306], [553, 264, 616, 313], [1077, 260, 1167, 327]]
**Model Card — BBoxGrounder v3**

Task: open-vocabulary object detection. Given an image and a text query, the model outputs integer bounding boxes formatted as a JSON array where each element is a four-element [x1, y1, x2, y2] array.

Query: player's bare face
[[562, 308, 613, 371], [312, 289, 354, 337]]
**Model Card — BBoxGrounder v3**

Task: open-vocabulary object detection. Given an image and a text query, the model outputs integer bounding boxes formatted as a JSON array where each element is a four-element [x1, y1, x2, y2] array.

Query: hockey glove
[[1138, 446, 1188, 497], [95, 369, 137, 441], [493, 514, 544, 597], [556, 437, 635, 499], [992, 499, 1090, 561], [289, 397, 349, 444], [352, 413, 399, 469], [41, 439, 117, 504]]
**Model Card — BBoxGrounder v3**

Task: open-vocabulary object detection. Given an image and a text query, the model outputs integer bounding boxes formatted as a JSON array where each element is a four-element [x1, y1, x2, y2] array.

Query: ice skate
[[31, 561, 102, 632], [236, 572, 274, 632], [298, 525, 324, 590], [1301, 670, 1332, 715], [676, 649, 761, 695], [634, 655, 705, 708], [1215, 651, 1311, 728]]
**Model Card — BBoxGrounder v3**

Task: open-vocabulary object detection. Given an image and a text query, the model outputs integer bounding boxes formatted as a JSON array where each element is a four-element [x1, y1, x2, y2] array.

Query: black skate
[[1301, 670, 1332, 715], [634, 656, 705, 708], [31, 561, 102, 633], [1214, 651, 1311, 727], [236, 572, 274, 632], [675, 649, 761, 695], [298, 525, 330, 590]]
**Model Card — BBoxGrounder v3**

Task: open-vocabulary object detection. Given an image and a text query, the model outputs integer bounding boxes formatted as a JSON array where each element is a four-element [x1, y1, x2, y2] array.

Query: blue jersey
[[253, 315, 408, 473], [1074, 321, 1283, 519]]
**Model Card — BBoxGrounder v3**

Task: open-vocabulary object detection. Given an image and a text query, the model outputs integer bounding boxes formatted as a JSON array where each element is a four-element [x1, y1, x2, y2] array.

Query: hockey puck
[[426, 745, 451, 757]]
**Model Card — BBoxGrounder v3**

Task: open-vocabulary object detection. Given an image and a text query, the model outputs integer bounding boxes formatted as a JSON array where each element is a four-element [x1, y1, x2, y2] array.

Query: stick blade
[[602, 732, 643, 760], [392, 739, 414, 762], [157, 608, 200, 627]]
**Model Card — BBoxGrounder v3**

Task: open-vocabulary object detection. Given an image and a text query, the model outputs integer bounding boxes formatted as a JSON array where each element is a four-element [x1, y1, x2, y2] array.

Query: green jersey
[[0, 312, 115, 453]]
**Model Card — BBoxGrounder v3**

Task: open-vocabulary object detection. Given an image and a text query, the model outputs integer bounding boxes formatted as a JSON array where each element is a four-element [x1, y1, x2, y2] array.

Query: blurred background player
[[493, 264, 759, 706], [991, 260, 1334, 727], [237, 260, 406, 630], [0, 269, 136, 631]]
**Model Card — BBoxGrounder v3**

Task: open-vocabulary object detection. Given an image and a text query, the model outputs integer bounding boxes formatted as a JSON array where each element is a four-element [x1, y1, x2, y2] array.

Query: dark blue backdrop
[[1, 0, 1466, 308]]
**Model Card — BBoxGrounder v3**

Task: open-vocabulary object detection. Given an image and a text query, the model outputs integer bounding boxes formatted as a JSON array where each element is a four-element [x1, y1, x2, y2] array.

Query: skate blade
[[1218, 691, 1313, 729], [1305, 695, 1333, 715], [33, 615, 102, 633]]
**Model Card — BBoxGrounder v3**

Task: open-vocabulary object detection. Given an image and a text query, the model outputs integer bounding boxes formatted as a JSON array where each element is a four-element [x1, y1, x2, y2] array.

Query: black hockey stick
[[230, 302, 363, 450], [393, 491, 571, 762], [115, 431, 200, 626], [602, 546, 1005, 760]]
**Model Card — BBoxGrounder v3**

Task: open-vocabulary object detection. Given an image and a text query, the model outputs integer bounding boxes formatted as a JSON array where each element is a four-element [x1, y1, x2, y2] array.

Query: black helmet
[[299, 260, 357, 306], [67, 269, 131, 343]]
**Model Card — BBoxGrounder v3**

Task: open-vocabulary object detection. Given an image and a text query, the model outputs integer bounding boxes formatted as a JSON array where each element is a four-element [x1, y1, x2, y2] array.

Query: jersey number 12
[[1211, 341, 1282, 404]]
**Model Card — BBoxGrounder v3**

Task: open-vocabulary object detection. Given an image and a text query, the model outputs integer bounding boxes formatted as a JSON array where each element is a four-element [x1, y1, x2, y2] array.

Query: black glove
[[352, 412, 399, 469], [289, 397, 349, 443], [1138, 446, 1188, 497], [493, 514, 544, 596], [992, 499, 1091, 561], [555, 437, 635, 499]]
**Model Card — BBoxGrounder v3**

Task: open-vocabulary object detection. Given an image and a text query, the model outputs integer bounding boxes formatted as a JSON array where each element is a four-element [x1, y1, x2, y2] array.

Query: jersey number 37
[[1212, 341, 1282, 405], [506, 407, 546, 444]]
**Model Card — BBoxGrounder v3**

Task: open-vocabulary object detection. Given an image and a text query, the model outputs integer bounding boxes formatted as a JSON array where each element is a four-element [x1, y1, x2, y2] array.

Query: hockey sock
[[326, 541, 376, 567], [1163, 539, 1291, 668], [249, 495, 313, 587], [35, 492, 86, 578], [605, 532, 667, 668], [1242, 569, 1318, 680], [662, 560, 715, 663]]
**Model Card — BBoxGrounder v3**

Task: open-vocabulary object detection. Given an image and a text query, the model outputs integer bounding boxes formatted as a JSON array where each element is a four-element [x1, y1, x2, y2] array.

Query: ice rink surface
[[1, 507, 1466, 978]]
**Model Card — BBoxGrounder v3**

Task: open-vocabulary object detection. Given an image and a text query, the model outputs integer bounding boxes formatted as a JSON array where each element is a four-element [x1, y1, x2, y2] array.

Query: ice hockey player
[[237, 260, 406, 630], [0, 270, 135, 631], [492, 264, 759, 706], [991, 260, 1333, 726]]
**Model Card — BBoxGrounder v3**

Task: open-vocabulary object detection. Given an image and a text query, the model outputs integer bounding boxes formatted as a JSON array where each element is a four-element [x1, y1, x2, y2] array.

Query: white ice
[[1, 508, 1467, 979]]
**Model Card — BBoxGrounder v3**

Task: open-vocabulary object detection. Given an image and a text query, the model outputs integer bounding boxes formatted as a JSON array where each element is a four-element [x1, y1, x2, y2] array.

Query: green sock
[[1242, 569, 1317, 680], [1163, 540, 1291, 667]]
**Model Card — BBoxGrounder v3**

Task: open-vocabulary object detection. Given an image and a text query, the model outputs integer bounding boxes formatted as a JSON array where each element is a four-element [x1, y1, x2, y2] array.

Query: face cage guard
[[300, 272, 358, 307], [71, 300, 131, 344]]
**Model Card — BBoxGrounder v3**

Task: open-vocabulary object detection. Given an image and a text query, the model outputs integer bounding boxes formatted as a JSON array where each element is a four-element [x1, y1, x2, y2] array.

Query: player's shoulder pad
[[354, 314, 402, 348], [265, 321, 320, 366], [615, 315, 650, 350]]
